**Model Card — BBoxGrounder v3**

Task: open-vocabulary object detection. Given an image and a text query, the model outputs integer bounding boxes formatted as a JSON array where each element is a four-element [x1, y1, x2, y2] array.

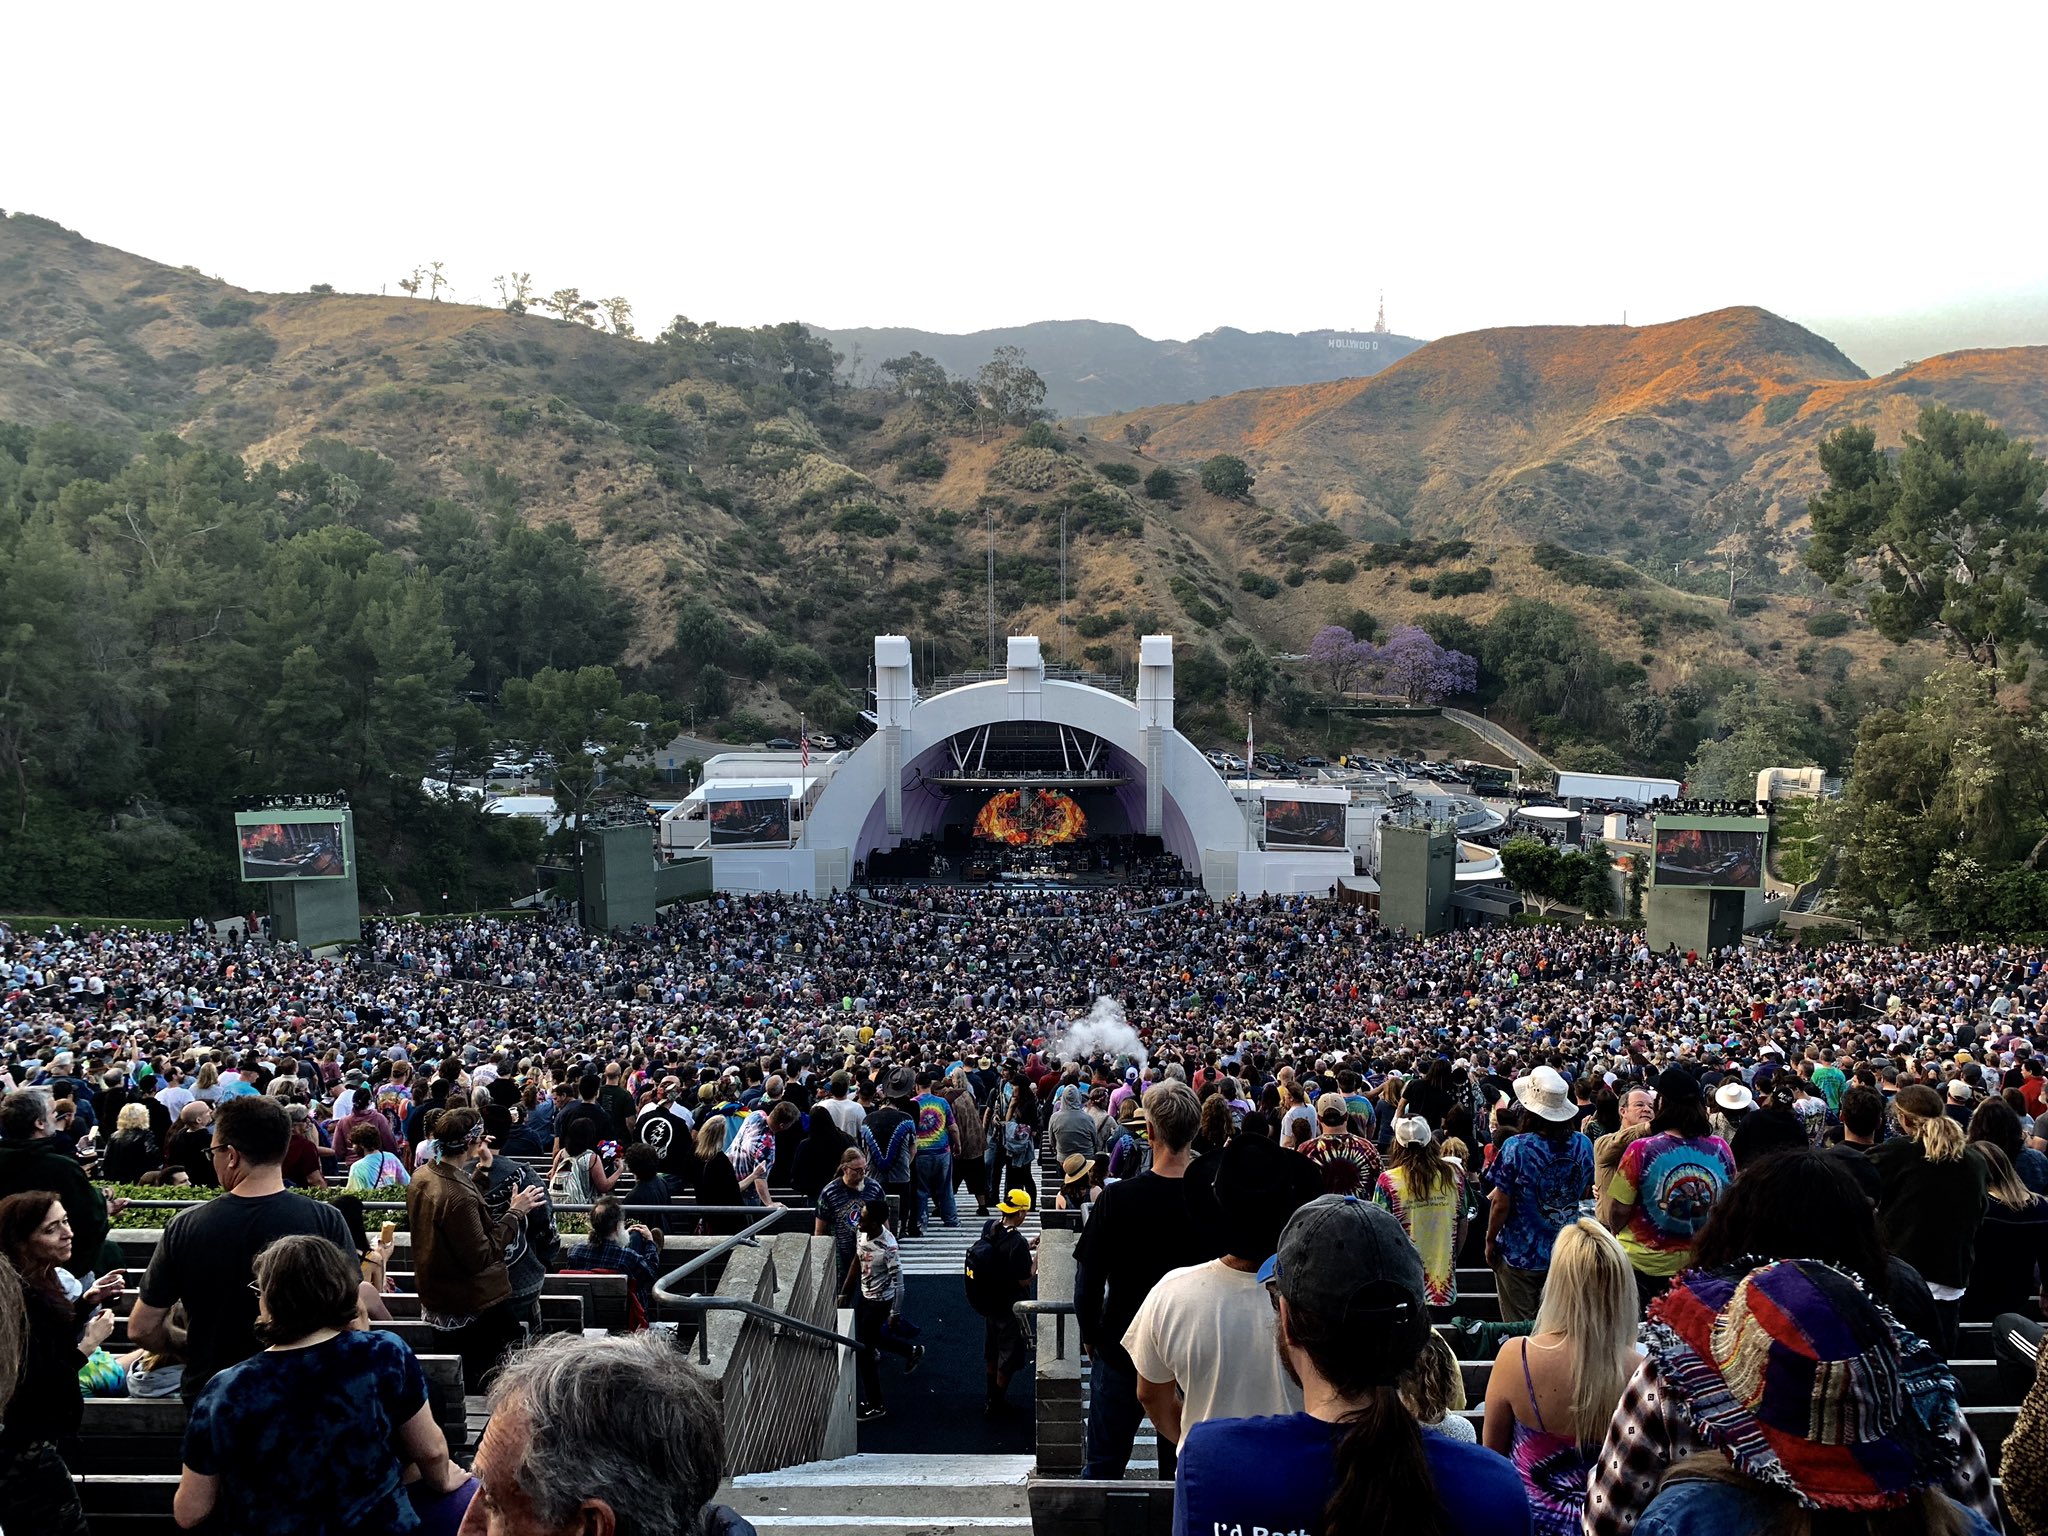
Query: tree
[[599, 296, 636, 338], [1367, 625, 1476, 705], [397, 266, 424, 299], [1123, 422, 1155, 454], [540, 288, 599, 327], [881, 351, 951, 409], [975, 346, 1048, 431], [1684, 682, 1826, 800], [1228, 647, 1275, 711], [1142, 467, 1180, 503], [426, 261, 448, 301], [1805, 404, 2048, 671], [1500, 837, 1565, 914], [1307, 624, 1373, 695], [500, 665, 672, 837], [1200, 454, 1255, 502], [1824, 664, 2048, 932], [493, 272, 534, 315]]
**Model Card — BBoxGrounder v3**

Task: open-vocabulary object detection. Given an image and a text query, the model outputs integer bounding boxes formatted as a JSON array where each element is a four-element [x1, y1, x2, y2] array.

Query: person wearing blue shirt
[[1175, 1197, 1531, 1536]]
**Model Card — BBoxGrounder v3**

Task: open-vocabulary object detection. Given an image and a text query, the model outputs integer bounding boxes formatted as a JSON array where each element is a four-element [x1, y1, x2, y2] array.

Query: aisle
[[896, 1200, 1044, 1277], [854, 1272, 1035, 1455]]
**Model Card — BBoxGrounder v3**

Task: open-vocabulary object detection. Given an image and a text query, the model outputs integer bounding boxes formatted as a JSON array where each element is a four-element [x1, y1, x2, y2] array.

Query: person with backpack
[[966, 1188, 1036, 1417], [998, 1097, 1040, 1205]]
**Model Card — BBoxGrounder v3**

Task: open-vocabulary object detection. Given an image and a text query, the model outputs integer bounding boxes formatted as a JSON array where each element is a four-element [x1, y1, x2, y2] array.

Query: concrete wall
[[708, 847, 820, 896], [1033, 1229, 1083, 1477]]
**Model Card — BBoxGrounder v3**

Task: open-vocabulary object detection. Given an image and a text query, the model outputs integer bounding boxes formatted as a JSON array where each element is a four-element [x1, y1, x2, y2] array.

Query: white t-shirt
[[819, 1098, 866, 1138], [1122, 1259, 1302, 1443]]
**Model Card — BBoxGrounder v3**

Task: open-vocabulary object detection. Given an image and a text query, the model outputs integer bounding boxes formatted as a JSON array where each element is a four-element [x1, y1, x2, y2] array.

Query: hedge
[[102, 1182, 593, 1235]]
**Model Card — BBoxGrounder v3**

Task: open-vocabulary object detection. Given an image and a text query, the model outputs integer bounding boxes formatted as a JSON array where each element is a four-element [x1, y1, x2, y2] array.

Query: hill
[[8, 210, 2047, 912], [1083, 308, 2048, 583], [812, 318, 1427, 417]]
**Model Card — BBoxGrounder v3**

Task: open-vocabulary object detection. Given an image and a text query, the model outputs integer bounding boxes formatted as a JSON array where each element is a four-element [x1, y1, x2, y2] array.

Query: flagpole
[[798, 714, 808, 848]]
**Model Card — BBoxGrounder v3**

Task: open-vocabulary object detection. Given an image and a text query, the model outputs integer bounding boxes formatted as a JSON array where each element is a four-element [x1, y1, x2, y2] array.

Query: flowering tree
[[1307, 624, 1375, 695], [1370, 625, 1477, 705]]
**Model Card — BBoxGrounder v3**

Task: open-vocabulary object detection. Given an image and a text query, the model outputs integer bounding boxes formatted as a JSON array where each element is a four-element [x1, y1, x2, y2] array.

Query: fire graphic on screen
[[973, 789, 1087, 846]]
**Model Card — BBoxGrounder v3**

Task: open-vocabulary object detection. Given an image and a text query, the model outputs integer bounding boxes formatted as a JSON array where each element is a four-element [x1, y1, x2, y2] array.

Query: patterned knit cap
[[1644, 1258, 1962, 1510]]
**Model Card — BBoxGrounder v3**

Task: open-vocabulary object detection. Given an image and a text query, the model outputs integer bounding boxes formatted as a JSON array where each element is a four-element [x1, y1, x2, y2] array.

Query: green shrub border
[[102, 1182, 592, 1235]]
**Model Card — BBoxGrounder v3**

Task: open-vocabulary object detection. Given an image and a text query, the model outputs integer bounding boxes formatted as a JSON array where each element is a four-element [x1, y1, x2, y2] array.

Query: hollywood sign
[[1327, 338, 1381, 351]]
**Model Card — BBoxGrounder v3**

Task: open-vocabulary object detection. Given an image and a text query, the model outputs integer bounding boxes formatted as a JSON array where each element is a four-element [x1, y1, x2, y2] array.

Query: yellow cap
[[997, 1188, 1033, 1216]]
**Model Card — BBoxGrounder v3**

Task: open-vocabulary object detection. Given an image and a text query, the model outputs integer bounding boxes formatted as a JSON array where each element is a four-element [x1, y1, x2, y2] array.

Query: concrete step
[[724, 1454, 1033, 1535]]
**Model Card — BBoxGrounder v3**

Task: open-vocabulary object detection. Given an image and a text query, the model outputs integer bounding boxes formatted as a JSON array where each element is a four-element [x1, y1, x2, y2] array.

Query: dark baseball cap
[[1257, 1196, 1430, 1384]]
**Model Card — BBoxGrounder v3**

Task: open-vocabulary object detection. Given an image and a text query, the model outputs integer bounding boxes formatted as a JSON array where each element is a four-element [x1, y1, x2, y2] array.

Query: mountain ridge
[[813, 316, 1427, 417]]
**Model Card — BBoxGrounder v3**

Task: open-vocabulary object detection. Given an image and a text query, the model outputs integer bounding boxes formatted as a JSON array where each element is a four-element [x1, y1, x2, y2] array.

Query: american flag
[[800, 717, 808, 776]]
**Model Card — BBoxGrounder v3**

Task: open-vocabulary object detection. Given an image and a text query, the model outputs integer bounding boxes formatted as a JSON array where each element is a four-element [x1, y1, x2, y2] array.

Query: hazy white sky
[[8, 2, 2045, 372]]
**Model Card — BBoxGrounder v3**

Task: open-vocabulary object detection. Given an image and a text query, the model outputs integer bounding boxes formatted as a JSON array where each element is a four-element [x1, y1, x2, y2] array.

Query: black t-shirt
[[556, 1101, 609, 1151], [598, 1085, 635, 1140], [1402, 1080, 1453, 1130], [140, 1189, 355, 1403], [1822, 1141, 1883, 1204], [1074, 1169, 1222, 1373]]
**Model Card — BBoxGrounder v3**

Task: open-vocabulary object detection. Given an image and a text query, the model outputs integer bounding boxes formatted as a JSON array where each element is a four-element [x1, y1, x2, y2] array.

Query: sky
[[7, 2, 2046, 375]]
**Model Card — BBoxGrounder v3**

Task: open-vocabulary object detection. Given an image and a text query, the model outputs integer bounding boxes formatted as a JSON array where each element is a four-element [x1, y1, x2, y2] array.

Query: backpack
[[964, 1221, 1022, 1318], [549, 1151, 594, 1206], [1001, 1120, 1036, 1167]]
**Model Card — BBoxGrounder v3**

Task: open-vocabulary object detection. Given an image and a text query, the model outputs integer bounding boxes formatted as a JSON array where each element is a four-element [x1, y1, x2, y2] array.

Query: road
[[1439, 707, 1553, 771]]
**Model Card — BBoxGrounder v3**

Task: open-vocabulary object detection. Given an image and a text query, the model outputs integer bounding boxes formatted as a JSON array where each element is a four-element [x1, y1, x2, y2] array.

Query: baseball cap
[[997, 1188, 1032, 1216], [1256, 1196, 1430, 1384]]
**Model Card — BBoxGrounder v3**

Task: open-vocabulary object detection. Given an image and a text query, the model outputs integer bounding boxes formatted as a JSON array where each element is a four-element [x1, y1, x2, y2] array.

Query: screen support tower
[[986, 511, 997, 670]]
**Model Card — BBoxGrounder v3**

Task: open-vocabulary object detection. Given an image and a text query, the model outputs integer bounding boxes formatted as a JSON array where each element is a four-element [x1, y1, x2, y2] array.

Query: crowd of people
[[0, 891, 2046, 1534]]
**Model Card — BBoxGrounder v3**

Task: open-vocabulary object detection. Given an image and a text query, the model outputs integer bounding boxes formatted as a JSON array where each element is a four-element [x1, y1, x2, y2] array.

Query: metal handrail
[[1015, 1297, 1076, 1360], [652, 1209, 787, 1294], [108, 1199, 795, 1218], [661, 1294, 871, 1364]]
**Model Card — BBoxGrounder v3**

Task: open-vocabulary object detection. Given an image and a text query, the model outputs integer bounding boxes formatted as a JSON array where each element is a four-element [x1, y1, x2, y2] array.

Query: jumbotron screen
[[973, 788, 1087, 846], [237, 818, 349, 881], [1263, 797, 1347, 850], [707, 795, 791, 845], [1653, 819, 1767, 889]]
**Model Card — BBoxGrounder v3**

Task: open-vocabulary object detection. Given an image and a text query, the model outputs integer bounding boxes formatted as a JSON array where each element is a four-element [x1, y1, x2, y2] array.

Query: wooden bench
[[74, 1354, 467, 1475], [108, 1287, 586, 1336]]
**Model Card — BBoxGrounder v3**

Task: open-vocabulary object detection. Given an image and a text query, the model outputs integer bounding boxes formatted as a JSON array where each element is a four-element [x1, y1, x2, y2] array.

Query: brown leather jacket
[[406, 1160, 522, 1319]]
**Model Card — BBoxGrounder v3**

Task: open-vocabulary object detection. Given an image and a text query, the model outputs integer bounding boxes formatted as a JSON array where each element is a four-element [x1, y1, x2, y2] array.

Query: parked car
[[765, 737, 798, 751], [1299, 755, 1328, 769]]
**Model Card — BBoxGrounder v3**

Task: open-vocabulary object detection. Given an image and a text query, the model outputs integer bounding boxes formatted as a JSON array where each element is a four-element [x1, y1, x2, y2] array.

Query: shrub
[[832, 503, 899, 538], [1429, 567, 1493, 598], [1076, 612, 1122, 639], [1199, 454, 1254, 501], [1142, 467, 1180, 502], [210, 328, 277, 367], [1095, 461, 1141, 486], [1237, 569, 1281, 599], [1322, 558, 1358, 584], [1282, 521, 1350, 555], [1406, 576, 1431, 593], [197, 297, 261, 328], [1017, 421, 1061, 451], [1804, 610, 1851, 637], [1284, 567, 1307, 587], [898, 448, 947, 481]]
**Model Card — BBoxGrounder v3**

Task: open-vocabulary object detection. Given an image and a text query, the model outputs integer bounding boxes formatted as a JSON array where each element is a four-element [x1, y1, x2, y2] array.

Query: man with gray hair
[[1073, 1078, 1219, 1480], [0, 1085, 116, 1279], [460, 1332, 754, 1536]]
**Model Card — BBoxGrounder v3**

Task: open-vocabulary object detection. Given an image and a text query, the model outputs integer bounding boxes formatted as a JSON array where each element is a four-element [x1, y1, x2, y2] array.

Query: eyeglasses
[[207, 1144, 236, 1161]]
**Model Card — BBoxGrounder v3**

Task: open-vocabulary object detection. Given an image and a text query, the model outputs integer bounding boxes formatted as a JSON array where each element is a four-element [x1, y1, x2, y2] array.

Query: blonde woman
[[1871, 1083, 1989, 1355], [1963, 1142, 2048, 1321], [1482, 1217, 1638, 1536]]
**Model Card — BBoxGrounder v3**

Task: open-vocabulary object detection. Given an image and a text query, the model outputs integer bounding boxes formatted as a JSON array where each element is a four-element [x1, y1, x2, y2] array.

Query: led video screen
[[237, 819, 350, 881], [1653, 823, 1766, 889], [707, 794, 791, 845], [973, 788, 1087, 846], [1264, 797, 1347, 850]]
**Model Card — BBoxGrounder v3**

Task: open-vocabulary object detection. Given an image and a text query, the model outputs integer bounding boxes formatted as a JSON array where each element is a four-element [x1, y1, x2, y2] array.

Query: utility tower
[[1373, 291, 1389, 335]]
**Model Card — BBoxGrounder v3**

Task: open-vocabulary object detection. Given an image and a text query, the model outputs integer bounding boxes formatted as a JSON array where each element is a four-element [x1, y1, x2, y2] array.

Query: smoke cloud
[[1048, 995, 1148, 1077]]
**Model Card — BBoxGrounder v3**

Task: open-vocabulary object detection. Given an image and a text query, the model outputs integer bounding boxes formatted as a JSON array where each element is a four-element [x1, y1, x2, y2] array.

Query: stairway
[[723, 1452, 1034, 1534]]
